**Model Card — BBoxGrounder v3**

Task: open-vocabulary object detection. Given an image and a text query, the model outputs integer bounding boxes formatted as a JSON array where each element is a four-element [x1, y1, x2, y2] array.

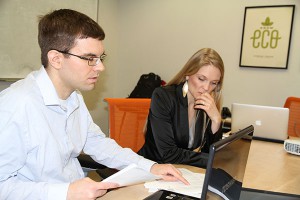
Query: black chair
[[78, 154, 118, 179]]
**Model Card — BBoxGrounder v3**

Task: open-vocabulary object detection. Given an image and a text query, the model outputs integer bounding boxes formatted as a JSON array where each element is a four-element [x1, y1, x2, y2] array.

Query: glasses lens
[[88, 54, 106, 66], [100, 53, 106, 62], [87, 58, 97, 66], [94, 58, 101, 66]]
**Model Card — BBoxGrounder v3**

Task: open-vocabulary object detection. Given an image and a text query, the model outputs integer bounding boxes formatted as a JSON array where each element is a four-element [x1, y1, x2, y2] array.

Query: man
[[0, 9, 188, 200]]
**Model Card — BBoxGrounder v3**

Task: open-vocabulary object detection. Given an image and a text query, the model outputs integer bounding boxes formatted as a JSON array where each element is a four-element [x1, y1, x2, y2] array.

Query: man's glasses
[[54, 49, 106, 66]]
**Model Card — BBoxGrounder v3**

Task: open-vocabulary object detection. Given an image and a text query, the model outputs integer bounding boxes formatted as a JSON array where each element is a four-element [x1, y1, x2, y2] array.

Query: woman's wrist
[[211, 115, 222, 133]]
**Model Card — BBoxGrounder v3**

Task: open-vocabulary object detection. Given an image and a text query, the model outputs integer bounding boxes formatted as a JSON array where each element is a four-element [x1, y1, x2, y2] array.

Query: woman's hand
[[194, 92, 221, 133]]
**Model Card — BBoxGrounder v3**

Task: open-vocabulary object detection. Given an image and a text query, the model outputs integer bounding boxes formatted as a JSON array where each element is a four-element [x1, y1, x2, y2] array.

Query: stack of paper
[[144, 168, 205, 198], [102, 163, 159, 187]]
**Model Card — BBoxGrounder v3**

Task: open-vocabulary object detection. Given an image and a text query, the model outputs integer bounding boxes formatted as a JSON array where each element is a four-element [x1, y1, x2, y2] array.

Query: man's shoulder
[[0, 75, 40, 106]]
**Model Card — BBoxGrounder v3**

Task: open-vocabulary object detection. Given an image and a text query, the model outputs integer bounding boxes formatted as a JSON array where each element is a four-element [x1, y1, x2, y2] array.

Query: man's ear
[[47, 50, 63, 70]]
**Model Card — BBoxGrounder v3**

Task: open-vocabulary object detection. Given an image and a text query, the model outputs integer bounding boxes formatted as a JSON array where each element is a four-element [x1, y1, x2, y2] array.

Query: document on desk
[[102, 163, 159, 187], [144, 168, 205, 198]]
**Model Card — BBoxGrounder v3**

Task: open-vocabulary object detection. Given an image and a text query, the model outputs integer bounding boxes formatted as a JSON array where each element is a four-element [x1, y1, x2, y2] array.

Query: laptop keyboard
[[164, 193, 199, 200]]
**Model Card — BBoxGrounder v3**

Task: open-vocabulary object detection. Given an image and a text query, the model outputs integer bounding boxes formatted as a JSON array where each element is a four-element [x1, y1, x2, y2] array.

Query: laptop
[[231, 103, 289, 143], [144, 125, 254, 200]]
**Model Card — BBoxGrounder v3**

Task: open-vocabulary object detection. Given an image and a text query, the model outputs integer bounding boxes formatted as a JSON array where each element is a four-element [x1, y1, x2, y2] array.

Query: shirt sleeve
[[82, 109, 156, 172], [200, 120, 223, 153]]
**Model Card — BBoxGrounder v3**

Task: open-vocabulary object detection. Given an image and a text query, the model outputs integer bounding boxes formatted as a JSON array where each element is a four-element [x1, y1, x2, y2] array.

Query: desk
[[98, 140, 300, 199], [243, 140, 300, 195]]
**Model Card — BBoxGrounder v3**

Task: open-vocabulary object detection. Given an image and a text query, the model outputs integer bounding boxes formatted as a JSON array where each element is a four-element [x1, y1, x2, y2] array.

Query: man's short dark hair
[[38, 9, 105, 67]]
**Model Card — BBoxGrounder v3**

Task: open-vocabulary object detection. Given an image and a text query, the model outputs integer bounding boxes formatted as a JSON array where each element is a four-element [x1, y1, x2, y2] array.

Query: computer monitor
[[201, 125, 253, 200]]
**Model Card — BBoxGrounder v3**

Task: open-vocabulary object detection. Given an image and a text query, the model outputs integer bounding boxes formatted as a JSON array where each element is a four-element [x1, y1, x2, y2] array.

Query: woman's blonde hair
[[167, 48, 224, 110]]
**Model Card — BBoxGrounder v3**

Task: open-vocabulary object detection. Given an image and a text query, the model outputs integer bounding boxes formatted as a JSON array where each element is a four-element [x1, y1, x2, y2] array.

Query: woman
[[138, 48, 225, 168]]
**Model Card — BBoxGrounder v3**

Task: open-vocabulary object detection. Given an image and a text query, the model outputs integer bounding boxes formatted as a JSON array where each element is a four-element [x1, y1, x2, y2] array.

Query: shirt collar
[[35, 67, 79, 110]]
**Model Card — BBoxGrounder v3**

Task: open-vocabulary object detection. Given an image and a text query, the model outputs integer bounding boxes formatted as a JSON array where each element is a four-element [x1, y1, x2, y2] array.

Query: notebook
[[231, 103, 289, 143], [144, 125, 254, 200]]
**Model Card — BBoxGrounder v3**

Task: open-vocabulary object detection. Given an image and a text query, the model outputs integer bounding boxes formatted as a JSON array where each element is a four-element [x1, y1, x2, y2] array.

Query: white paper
[[102, 163, 159, 187], [144, 168, 205, 198]]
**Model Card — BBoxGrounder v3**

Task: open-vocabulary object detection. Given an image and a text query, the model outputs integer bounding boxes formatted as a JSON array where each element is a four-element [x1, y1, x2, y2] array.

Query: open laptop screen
[[201, 125, 254, 200]]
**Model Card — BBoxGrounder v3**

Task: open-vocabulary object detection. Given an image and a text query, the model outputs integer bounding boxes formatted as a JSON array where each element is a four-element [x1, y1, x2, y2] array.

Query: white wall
[[81, 0, 120, 135], [99, 0, 300, 133], [112, 0, 300, 106], [0, 0, 98, 78], [1, 0, 300, 135]]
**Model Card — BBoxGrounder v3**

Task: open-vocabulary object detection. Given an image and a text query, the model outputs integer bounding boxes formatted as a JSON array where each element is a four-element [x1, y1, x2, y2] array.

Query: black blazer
[[138, 83, 223, 168]]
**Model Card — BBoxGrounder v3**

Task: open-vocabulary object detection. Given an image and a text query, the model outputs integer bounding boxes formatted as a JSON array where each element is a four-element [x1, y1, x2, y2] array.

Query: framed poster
[[239, 5, 295, 69]]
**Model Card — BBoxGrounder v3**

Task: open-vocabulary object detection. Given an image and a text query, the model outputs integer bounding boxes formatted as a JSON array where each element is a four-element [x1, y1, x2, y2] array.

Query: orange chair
[[284, 97, 300, 138], [104, 98, 151, 152]]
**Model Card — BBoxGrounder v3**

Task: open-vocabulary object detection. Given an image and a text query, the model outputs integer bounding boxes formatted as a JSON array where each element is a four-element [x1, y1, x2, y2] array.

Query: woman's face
[[186, 64, 221, 100]]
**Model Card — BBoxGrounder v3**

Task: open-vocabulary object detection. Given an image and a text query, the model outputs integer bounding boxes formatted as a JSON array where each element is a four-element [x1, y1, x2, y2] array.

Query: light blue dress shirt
[[0, 67, 155, 200]]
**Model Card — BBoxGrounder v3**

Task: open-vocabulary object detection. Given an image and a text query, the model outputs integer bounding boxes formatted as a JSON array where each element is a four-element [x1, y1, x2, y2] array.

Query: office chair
[[77, 154, 117, 179], [284, 97, 300, 138], [78, 98, 151, 179], [104, 98, 151, 152]]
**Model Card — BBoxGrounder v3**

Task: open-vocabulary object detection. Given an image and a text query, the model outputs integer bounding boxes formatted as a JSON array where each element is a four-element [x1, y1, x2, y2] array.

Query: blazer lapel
[[193, 110, 205, 149], [176, 83, 190, 147]]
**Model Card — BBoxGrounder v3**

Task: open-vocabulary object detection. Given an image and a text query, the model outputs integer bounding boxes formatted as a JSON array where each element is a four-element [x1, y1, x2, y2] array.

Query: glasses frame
[[53, 49, 106, 66]]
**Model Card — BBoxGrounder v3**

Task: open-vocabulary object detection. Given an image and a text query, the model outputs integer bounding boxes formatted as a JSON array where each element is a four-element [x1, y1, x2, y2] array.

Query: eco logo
[[250, 17, 281, 49]]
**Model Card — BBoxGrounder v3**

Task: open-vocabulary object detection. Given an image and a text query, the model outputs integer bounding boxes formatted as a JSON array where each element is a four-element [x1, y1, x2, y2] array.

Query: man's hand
[[150, 164, 189, 185], [67, 177, 119, 200]]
